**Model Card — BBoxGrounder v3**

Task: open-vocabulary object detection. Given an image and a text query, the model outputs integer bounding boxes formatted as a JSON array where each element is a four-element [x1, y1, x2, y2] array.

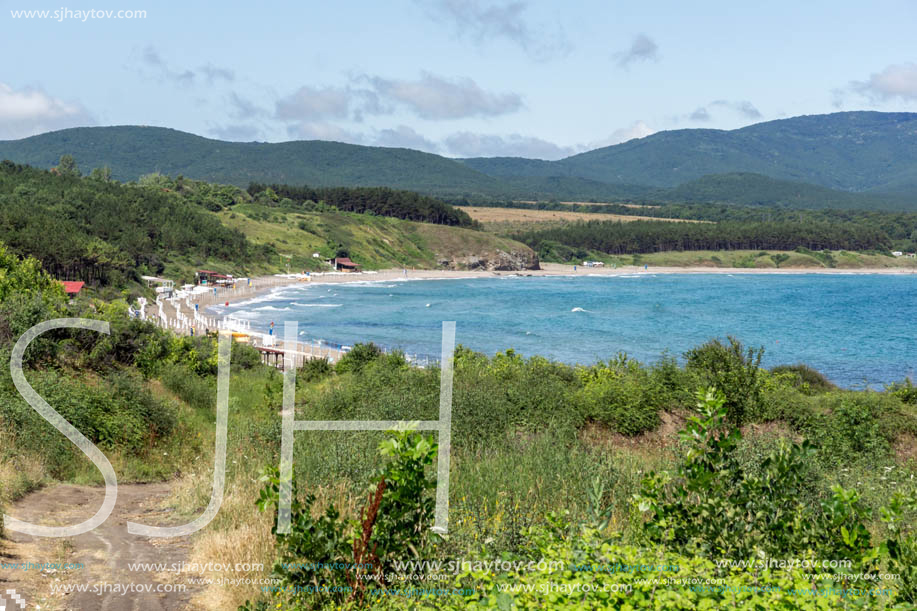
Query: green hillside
[[4, 113, 917, 207], [464, 111, 917, 194], [0, 162, 538, 287], [655, 172, 916, 210], [217, 202, 538, 272], [0, 126, 507, 197]]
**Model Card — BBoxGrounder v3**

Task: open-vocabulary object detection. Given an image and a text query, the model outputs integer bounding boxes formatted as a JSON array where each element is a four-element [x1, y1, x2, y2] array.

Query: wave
[[292, 303, 342, 308], [571, 307, 591, 313], [255, 305, 291, 312]]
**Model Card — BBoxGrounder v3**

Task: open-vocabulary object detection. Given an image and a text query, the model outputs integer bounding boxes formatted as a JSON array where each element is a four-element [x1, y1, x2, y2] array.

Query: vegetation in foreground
[[2, 245, 917, 609]]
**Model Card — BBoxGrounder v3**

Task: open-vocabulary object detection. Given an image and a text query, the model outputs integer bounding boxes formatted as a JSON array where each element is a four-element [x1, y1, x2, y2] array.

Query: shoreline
[[206, 262, 917, 309]]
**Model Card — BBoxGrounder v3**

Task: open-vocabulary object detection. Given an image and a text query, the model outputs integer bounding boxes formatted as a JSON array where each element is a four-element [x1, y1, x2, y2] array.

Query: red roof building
[[60, 281, 84, 296], [333, 257, 360, 272]]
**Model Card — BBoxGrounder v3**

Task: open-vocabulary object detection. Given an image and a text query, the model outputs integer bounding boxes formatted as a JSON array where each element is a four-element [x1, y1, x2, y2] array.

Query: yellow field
[[515, 200, 659, 209], [458, 206, 703, 225]]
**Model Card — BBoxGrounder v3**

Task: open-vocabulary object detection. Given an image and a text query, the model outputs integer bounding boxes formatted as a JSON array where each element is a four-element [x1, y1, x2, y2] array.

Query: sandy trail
[[0, 483, 200, 611]]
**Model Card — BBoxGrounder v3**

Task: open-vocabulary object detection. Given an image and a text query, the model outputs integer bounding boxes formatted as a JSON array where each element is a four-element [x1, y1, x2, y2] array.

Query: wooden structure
[[196, 270, 234, 286], [332, 257, 360, 272], [256, 346, 287, 370]]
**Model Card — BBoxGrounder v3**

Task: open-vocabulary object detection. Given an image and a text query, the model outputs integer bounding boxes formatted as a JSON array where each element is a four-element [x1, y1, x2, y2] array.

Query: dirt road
[[0, 483, 200, 611]]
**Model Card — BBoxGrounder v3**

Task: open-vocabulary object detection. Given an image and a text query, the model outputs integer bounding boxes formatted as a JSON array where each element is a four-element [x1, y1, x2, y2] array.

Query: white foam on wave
[[255, 305, 291, 312], [292, 303, 342, 308], [571, 307, 590, 313]]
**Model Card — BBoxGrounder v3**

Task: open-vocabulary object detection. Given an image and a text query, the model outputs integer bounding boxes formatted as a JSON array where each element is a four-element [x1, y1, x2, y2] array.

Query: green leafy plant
[[251, 430, 438, 608]]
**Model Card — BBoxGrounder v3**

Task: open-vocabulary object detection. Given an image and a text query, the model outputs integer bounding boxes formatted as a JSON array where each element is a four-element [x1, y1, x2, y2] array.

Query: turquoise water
[[213, 274, 917, 389]]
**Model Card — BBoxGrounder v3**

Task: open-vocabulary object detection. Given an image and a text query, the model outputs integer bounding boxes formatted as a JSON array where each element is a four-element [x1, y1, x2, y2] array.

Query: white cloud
[[286, 121, 365, 144], [689, 107, 711, 122], [614, 34, 659, 68], [137, 45, 234, 87], [683, 100, 762, 123], [586, 121, 656, 149], [209, 124, 262, 141], [0, 82, 94, 139], [850, 63, 917, 101], [275, 72, 523, 125], [374, 125, 440, 152], [366, 72, 523, 119], [444, 131, 576, 159], [710, 99, 761, 119], [419, 0, 570, 61], [275, 86, 357, 121]]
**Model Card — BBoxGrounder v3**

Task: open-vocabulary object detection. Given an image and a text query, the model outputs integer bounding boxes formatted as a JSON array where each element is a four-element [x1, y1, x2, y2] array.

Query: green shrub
[[335, 342, 383, 375], [298, 357, 333, 383], [574, 355, 660, 435], [685, 336, 763, 425], [637, 388, 878, 569], [888, 378, 917, 405], [251, 430, 438, 609], [160, 363, 215, 411], [771, 363, 837, 394], [812, 394, 891, 463], [231, 341, 263, 371]]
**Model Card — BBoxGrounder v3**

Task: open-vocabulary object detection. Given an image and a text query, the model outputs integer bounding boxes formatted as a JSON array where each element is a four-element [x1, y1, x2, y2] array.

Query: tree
[[89, 166, 113, 182], [56, 154, 81, 177]]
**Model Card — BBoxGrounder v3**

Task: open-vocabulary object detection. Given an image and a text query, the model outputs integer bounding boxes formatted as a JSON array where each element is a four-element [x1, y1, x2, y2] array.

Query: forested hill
[[0, 162, 537, 287], [246, 183, 475, 227], [3, 112, 917, 206], [0, 126, 508, 197], [655, 173, 916, 210], [463, 112, 917, 194], [0, 161, 267, 285]]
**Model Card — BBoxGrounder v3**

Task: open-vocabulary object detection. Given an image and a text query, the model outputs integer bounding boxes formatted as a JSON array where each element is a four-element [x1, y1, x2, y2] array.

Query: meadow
[[2, 246, 917, 609], [457, 205, 704, 233]]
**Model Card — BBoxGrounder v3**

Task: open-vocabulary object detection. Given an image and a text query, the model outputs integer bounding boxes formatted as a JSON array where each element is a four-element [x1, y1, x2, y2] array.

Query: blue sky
[[2, 0, 917, 158]]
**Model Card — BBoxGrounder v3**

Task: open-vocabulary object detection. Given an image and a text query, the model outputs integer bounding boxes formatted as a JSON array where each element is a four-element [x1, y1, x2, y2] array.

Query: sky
[[2, 0, 917, 159]]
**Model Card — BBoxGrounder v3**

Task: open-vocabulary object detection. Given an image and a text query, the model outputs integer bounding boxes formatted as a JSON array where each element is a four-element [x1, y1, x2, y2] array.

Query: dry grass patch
[[459, 206, 701, 225]]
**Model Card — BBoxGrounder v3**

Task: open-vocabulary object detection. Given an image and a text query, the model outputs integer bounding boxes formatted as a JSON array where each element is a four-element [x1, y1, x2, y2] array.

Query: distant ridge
[[463, 111, 917, 194], [2, 112, 917, 207]]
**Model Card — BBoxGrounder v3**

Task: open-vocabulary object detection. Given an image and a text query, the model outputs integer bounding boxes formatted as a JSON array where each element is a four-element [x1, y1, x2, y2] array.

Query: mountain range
[[1, 111, 916, 209]]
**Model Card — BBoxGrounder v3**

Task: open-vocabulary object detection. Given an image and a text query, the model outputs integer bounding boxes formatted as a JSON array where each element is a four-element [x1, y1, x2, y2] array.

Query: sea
[[209, 274, 917, 389]]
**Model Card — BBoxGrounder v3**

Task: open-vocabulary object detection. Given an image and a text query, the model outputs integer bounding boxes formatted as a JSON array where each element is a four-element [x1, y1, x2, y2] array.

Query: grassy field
[[515, 200, 660, 209], [458, 205, 704, 233], [215, 203, 536, 273]]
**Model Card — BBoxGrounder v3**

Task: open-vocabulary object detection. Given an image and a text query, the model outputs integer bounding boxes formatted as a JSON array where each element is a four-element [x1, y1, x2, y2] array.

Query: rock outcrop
[[438, 249, 540, 271]]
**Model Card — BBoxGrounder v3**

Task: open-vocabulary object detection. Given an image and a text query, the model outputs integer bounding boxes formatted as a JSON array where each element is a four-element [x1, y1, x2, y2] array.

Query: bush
[[888, 378, 917, 405], [574, 355, 660, 435], [335, 342, 383, 375], [813, 394, 891, 462], [0, 369, 175, 476], [298, 356, 332, 383], [251, 430, 438, 608], [231, 341, 262, 371], [160, 363, 215, 411], [770, 363, 836, 394], [637, 388, 877, 568], [685, 336, 763, 425]]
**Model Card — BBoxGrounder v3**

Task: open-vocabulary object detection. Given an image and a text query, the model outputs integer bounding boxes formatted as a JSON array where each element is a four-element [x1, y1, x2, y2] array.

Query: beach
[[190, 262, 917, 312]]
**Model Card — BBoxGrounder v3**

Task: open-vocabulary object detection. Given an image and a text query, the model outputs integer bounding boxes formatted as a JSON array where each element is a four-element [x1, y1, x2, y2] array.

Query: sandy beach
[[207, 261, 917, 308]]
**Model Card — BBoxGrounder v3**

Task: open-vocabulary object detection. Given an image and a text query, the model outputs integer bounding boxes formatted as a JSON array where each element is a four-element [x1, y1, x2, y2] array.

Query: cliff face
[[439, 249, 540, 271], [413, 223, 540, 271]]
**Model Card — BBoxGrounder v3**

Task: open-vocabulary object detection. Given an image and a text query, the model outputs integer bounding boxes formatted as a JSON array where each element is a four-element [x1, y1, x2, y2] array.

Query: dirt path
[[0, 483, 201, 611]]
